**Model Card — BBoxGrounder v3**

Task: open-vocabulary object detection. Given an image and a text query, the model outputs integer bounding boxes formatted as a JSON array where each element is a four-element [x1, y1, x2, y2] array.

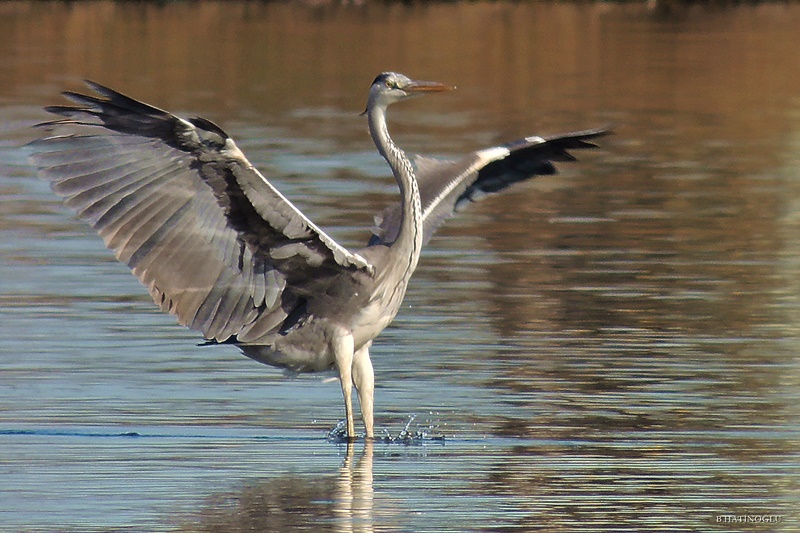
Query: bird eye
[[385, 80, 398, 89]]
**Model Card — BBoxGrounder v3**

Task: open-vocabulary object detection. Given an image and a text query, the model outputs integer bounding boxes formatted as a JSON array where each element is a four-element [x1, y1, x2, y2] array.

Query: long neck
[[368, 103, 423, 278]]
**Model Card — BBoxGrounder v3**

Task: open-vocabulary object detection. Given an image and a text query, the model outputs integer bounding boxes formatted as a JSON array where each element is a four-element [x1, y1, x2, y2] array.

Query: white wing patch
[[420, 145, 511, 221]]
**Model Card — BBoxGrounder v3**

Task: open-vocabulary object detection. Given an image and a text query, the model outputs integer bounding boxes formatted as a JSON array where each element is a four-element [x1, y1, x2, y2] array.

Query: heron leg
[[352, 342, 374, 439], [332, 328, 356, 439]]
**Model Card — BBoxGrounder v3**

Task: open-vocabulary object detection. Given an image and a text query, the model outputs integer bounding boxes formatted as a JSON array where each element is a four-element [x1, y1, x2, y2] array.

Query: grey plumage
[[29, 72, 608, 439], [370, 130, 606, 246]]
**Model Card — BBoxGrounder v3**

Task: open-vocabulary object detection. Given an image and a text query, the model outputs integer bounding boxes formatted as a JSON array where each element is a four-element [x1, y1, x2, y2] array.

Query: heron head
[[365, 72, 454, 112]]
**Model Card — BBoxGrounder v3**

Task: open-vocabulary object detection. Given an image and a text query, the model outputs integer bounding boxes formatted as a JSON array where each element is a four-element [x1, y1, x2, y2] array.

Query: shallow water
[[2, 1, 800, 531]]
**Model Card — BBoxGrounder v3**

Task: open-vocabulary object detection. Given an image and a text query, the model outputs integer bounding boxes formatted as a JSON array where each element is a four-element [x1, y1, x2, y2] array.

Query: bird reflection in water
[[178, 442, 375, 532], [334, 440, 375, 533]]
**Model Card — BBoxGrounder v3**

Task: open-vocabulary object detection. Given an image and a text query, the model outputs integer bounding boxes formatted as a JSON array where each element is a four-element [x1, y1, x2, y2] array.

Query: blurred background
[[1, 1, 799, 531]]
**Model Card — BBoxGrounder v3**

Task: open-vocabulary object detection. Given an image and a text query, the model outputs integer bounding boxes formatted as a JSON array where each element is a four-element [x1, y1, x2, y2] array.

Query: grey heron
[[29, 72, 607, 440]]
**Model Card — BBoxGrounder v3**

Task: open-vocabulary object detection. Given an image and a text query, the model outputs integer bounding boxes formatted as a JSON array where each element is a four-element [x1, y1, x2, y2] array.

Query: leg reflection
[[177, 442, 376, 532], [334, 440, 374, 533]]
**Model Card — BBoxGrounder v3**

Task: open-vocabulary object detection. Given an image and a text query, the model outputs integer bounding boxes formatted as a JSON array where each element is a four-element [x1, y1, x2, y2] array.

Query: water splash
[[326, 415, 445, 445]]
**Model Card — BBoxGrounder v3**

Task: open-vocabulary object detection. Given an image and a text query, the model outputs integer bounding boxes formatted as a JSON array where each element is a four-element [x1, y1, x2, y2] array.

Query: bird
[[29, 72, 608, 440]]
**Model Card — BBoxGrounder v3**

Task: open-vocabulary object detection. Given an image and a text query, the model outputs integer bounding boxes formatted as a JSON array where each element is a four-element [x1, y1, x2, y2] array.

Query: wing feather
[[30, 81, 373, 343], [370, 128, 609, 246]]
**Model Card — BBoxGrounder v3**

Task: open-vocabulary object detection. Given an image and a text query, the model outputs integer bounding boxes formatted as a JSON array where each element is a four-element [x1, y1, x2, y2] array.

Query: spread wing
[[29, 81, 373, 344], [370, 128, 609, 246]]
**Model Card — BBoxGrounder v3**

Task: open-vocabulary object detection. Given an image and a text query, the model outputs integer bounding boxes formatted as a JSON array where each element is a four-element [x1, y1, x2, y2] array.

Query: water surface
[[1, 1, 799, 531]]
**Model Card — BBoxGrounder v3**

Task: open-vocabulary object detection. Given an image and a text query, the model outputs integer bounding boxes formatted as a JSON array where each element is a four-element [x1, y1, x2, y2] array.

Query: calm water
[[2, 1, 800, 531]]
